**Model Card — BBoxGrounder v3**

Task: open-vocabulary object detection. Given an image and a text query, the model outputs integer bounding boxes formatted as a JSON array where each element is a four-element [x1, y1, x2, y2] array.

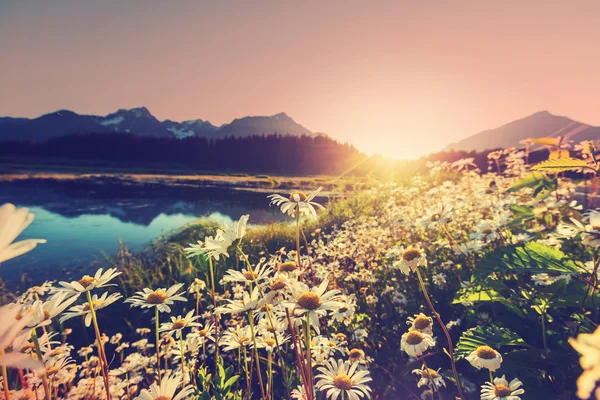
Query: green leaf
[[506, 172, 550, 193], [224, 375, 240, 389], [476, 242, 581, 278], [455, 325, 526, 360], [453, 281, 528, 318], [531, 157, 592, 173]]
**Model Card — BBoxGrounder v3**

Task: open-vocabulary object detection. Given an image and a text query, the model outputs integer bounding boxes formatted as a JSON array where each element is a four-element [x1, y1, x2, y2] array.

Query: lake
[[0, 178, 289, 288]]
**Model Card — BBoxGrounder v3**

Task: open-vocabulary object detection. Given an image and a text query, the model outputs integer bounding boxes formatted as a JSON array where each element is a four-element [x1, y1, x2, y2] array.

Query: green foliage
[[455, 325, 526, 360], [506, 172, 557, 199], [196, 357, 242, 400], [475, 242, 581, 278], [531, 157, 593, 173]]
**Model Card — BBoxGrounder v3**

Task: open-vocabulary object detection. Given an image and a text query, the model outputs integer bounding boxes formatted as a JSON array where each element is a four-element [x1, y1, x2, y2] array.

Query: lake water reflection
[[0, 180, 288, 287]]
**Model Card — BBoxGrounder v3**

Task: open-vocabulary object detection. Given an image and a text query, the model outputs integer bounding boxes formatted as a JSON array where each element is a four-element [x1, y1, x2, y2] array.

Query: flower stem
[[208, 256, 220, 364], [180, 336, 186, 386], [295, 209, 302, 272], [155, 307, 161, 385], [489, 370, 493, 383], [267, 351, 273, 399], [304, 313, 313, 399], [0, 350, 10, 400], [31, 329, 52, 400], [248, 311, 266, 400], [86, 291, 111, 400], [415, 269, 464, 399]]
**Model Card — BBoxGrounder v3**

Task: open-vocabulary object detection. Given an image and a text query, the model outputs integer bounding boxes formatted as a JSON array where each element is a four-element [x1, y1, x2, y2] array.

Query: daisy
[[432, 273, 447, 288], [407, 313, 434, 336], [56, 268, 121, 295], [222, 262, 272, 285], [214, 286, 274, 315], [412, 366, 446, 390], [184, 215, 249, 260], [0, 203, 46, 264], [396, 247, 427, 275], [159, 311, 201, 339], [219, 326, 252, 352], [134, 372, 195, 400], [254, 331, 289, 353], [60, 292, 122, 327], [400, 331, 435, 358], [466, 345, 503, 371], [569, 325, 600, 399], [22, 291, 79, 328], [193, 321, 216, 345], [0, 304, 44, 372], [188, 278, 206, 294], [480, 375, 524, 400], [285, 280, 342, 334], [268, 187, 326, 218], [315, 358, 372, 400], [125, 283, 187, 313], [291, 384, 309, 400]]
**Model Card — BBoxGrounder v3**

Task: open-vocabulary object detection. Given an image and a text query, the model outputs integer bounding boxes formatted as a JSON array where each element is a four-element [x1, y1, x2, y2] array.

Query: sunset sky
[[2, 1, 600, 159]]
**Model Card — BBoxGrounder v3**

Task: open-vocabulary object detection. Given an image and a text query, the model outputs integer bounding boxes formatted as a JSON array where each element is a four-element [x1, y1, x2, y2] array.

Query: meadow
[[1, 144, 600, 400]]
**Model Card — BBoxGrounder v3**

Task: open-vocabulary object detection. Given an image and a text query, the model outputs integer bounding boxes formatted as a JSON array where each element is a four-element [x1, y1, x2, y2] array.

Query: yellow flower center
[[405, 331, 425, 345], [21, 343, 35, 352], [494, 384, 512, 397], [422, 368, 439, 379], [78, 276, 97, 289], [238, 337, 250, 345], [16, 390, 36, 400], [333, 374, 353, 390], [243, 271, 259, 280], [328, 341, 337, 347], [154, 397, 170, 400], [83, 300, 103, 312], [146, 291, 168, 304], [198, 329, 208, 337], [46, 366, 60, 376], [289, 191, 308, 201], [475, 345, 497, 360], [349, 348, 364, 359], [265, 338, 276, 347], [270, 280, 287, 291], [171, 319, 187, 330], [278, 261, 297, 272], [402, 248, 421, 262], [43, 310, 51, 320], [413, 316, 431, 330], [336, 333, 347, 341], [297, 292, 321, 310]]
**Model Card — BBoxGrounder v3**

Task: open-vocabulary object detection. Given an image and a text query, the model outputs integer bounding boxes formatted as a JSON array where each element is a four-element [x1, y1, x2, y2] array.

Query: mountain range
[[446, 111, 600, 152], [0, 107, 317, 141]]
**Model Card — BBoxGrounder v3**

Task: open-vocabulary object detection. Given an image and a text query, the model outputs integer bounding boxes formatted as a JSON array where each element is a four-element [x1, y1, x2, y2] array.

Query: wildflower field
[[3, 144, 600, 400]]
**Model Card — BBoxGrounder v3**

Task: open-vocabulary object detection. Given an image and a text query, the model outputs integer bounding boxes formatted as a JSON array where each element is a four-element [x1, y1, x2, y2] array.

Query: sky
[[2, 1, 600, 159]]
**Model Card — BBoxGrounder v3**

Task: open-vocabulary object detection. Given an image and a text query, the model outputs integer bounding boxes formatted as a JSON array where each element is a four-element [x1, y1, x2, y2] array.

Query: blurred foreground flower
[[0, 203, 46, 264]]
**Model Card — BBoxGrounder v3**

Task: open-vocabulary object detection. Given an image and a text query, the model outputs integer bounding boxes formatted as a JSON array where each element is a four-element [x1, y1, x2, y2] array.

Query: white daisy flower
[[0, 203, 46, 264], [407, 313, 434, 336], [480, 375, 524, 400], [396, 247, 427, 275], [55, 268, 121, 295], [400, 331, 435, 358], [159, 311, 201, 339], [412, 366, 446, 390], [134, 372, 195, 400], [284, 279, 342, 334], [466, 345, 503, 371], [315, 358, 372, 400], [214, 286, 274, 315], [60, 292, 122, 327], [268, 187, 326, 218], [569, 325, 600, 399], [125, 283, 187, 313]]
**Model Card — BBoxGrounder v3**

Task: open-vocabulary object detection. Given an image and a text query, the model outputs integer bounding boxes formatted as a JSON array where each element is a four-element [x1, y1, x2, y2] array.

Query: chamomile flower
[[285, 279, 342, 334], [480, 375, 524, 400], [0, 203, 46, 264], [291, 385, 309, 400], [56, 268, 121, 295], [315, 358, 372, 400], [188, 278, 206, 294], [407, 313, 433, 336], [0, 304, 44, 372], [400, 331, 435, 358], [125, 283, 187, 313], [159, 311, 201, 339], [222, 263, 272, 285], [268, 187, 326, 218], [220, 326, 252, 352], [466, 345, 503, 371], [60, 292, 122, 327], [134, 372, 195, 400], [214, 286, 274, 315], [569, 325, 600, 399], [412, 366, 446, 390], [397, 247, 427, 275]]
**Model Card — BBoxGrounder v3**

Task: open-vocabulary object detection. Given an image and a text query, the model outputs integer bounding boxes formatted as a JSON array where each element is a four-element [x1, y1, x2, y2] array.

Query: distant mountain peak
[[0, 108, 317, 142], [446, 110, 599, 152]]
